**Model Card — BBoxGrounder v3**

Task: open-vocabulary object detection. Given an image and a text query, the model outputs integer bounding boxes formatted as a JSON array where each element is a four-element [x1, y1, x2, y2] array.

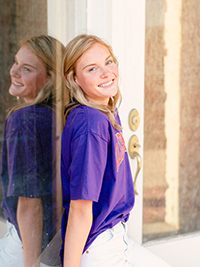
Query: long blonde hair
[[8, 35, 65, 116], [63, 34, 122, 130]]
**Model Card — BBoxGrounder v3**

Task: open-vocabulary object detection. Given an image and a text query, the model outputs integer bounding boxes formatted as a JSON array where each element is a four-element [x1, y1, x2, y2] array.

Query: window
[[143, 0, 200, 242]]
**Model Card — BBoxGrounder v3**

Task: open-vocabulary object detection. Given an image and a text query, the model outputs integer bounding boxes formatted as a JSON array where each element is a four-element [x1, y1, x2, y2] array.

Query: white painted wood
[[86, 0, 112, 43], [47, 0, 87, 45], [145, 232, 200, 267], [47, 0, 68, 45], [111, 0, 145, 245]]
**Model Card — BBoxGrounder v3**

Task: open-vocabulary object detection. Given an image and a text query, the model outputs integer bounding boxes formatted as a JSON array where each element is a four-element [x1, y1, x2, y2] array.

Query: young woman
[[0, 35, 64, 267], [61, 34, 171, 267]]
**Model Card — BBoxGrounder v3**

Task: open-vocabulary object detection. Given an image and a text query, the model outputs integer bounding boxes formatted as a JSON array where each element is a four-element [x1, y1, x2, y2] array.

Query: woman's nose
[[10, 65, 20, 77], [100, 66, 110, 78]]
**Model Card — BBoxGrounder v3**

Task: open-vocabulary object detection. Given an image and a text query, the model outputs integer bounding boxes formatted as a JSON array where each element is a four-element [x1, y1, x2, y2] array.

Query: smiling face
[[9, 45, 50, 103], [74, 43, 119, 106]]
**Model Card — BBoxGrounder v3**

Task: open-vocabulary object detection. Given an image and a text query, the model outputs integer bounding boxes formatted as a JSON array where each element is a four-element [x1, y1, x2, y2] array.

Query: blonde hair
[[8, 35, 65, 116], [63, 34, 122, 130]]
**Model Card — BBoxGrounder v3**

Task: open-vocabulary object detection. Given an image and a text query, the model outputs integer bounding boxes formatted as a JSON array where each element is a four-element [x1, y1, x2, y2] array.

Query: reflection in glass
[[0, 1, 65, 266], [143, 0, 200, 242], [1, 34, 64, 267], [0, 1, 48, 211]]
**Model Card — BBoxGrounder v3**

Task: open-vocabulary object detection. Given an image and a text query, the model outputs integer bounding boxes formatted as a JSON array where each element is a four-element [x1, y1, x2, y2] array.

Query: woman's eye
[[89, 67, 96, 72], [24, 67, 31, 72], [106, 60, 113, 65]]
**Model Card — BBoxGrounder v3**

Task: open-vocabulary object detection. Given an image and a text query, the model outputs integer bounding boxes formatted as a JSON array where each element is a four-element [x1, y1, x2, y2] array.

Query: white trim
[[47, 0, 68, 45], [86, 0, 111, 42], [111, 0, 146, 245], [145, 232, 200, 267], [164, 0, 182, 230], [47, 0, 87, 45]]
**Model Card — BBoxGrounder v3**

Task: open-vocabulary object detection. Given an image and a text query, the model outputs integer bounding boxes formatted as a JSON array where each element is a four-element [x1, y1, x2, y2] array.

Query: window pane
[[0, 1, 63, 266], [0, 0, 47, 218], [143, 0, 200, 242]]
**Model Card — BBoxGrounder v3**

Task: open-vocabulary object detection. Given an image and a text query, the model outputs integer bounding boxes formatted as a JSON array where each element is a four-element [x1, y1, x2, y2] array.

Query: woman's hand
[[64, 199, 93, 267]]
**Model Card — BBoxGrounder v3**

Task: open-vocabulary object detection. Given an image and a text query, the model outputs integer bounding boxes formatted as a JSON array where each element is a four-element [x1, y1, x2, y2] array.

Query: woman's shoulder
[[65, 105, 110, 140], [70, 105, 109, 126], [6, 104, 53, 135], [8, 104, 52, 120]]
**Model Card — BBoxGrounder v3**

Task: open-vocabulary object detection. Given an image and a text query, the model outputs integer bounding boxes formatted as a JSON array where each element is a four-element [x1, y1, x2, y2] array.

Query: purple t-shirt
[[60, 105, 135, 260], [1, 104, 58, 250]]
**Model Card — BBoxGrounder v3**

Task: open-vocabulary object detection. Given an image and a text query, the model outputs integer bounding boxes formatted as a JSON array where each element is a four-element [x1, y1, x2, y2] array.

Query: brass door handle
[[131, 152, 142, 195], [128, 135, 142, 195]]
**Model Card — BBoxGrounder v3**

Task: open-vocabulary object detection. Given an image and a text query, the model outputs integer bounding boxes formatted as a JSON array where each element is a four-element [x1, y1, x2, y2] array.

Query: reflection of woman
[[60, 34, 171, 267], [0, 35, 64, 267]]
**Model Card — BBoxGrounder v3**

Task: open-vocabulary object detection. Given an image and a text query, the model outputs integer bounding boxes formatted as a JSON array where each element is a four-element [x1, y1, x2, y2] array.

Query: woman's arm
[[17, 197, 43, 267], [64, 199, 93, 267]]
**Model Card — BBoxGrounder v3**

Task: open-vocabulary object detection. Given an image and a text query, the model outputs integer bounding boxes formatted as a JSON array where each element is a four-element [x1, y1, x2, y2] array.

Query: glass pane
[[0, 1, 64, 265], [0, 0, 47, 217], [143, 0, 200, 242]]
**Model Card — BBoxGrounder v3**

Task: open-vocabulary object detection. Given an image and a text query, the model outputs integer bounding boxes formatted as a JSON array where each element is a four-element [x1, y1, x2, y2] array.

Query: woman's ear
[[73, 76, 79, 85]]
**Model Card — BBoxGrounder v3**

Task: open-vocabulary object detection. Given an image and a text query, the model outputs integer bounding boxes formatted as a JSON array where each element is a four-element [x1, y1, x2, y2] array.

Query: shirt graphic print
[[115, 132, 127, 172]]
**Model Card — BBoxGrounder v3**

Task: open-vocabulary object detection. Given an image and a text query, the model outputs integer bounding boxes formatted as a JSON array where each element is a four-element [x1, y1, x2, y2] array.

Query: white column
[[164, 0, 182, 229], [47, 0, 87, 46]]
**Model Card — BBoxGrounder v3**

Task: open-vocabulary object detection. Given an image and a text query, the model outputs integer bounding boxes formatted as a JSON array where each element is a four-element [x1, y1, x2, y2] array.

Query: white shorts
[[81, 222, 171, 267], [0, 221, 61, 267], [0, 221, 24, 267]]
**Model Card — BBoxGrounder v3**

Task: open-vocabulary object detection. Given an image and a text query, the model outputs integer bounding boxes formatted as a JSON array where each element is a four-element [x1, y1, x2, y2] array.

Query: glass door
[[0, 0, 47, 232]]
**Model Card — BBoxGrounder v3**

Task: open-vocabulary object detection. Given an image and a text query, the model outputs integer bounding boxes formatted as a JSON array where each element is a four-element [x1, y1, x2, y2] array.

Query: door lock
[[128, 109, 140, 131]]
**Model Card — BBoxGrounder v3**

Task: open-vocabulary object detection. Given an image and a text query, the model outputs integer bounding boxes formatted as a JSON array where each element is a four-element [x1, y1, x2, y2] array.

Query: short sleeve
[[68, 131, 108, 202], [5, 111, 53, 198]]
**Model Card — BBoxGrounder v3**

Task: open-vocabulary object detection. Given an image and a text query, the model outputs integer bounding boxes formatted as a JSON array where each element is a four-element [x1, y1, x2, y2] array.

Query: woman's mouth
[[12, 81, 23, 87], [98, 79, 114, 88]]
